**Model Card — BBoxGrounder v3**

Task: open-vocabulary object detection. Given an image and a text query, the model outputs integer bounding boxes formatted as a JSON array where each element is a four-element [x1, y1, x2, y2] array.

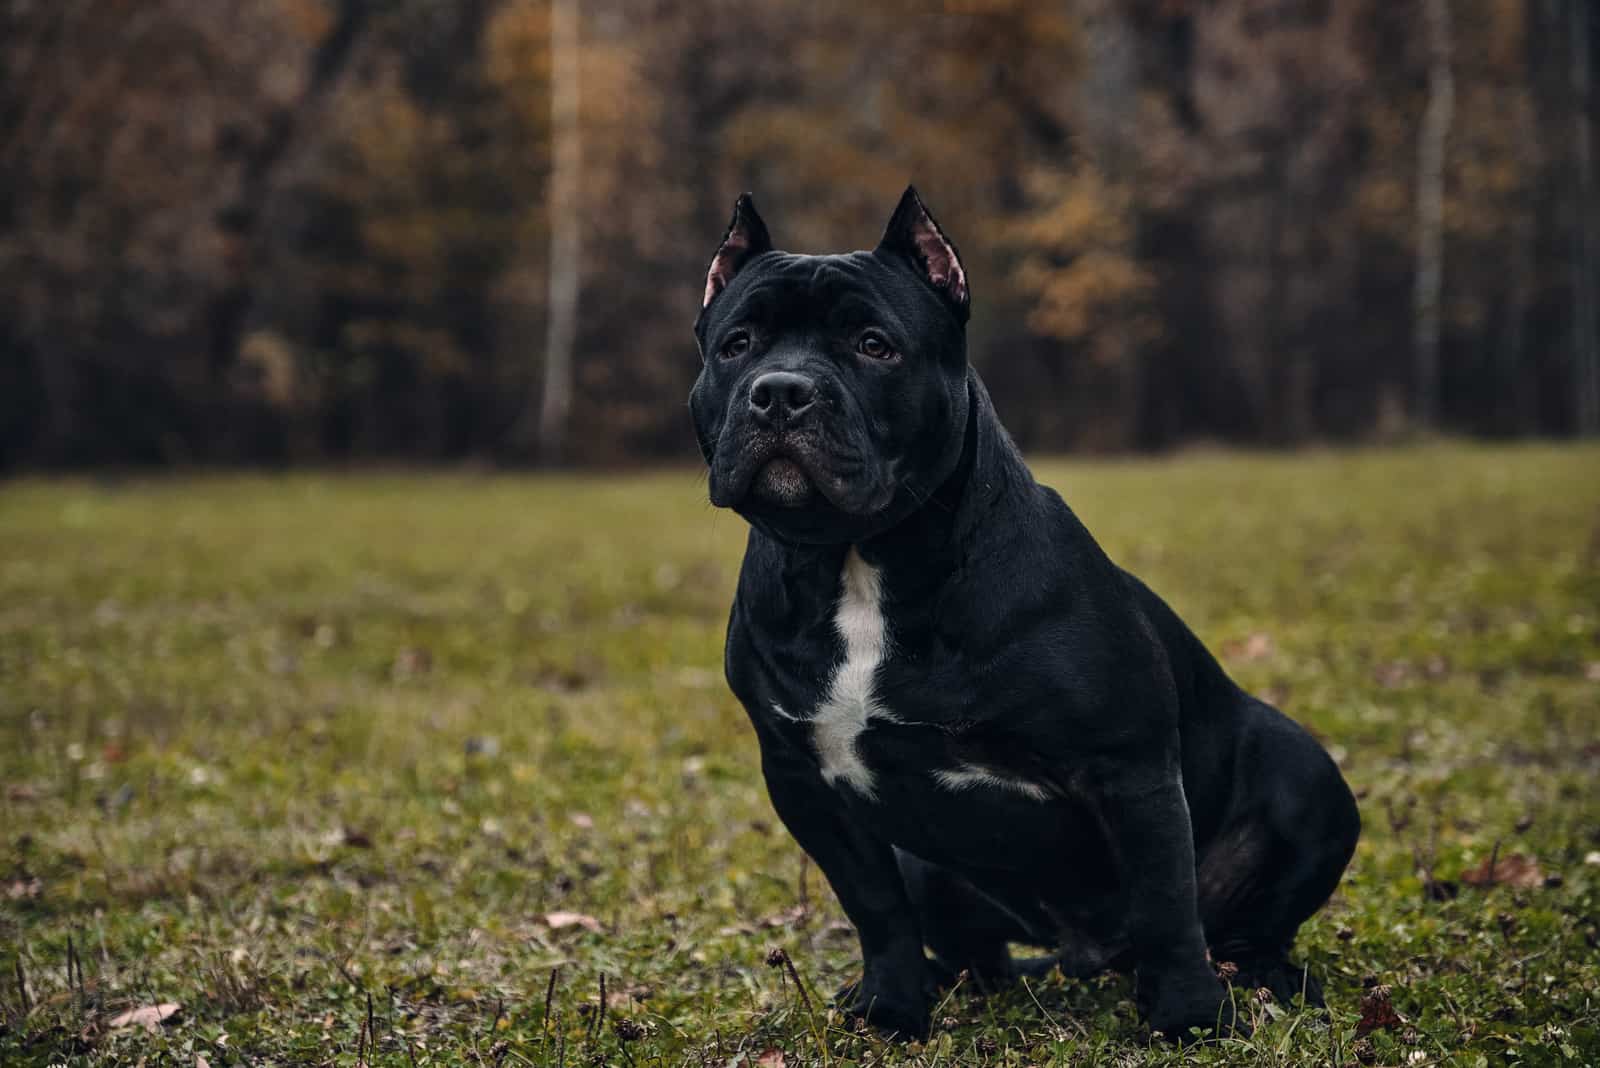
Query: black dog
[[689, 187, 1360, 1041]]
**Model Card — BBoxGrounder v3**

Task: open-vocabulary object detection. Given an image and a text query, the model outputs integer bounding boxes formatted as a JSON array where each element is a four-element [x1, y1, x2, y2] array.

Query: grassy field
[[2, 444, 1598, 1067]]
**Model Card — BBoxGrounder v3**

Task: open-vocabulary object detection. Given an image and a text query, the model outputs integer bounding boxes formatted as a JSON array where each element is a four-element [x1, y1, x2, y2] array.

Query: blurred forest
[[1, 0, 1597, 469]]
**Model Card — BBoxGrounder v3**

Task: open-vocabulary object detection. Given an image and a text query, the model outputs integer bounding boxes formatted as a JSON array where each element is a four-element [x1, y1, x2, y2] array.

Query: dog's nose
[[748, 371, 816, 427]]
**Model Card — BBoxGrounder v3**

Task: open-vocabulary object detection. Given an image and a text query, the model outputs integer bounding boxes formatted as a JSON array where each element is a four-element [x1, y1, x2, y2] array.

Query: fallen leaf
[[110, 1003, 181, 1031], [1460, 851, 1545, 889], [1373, 661, 1412, 688], [570, 812, 595, 830], [391, 646, 433, 680], [197, 1056, 211, 1068], [7, 877, 42, 900], [756, 1050, 786, 1068], [543, 911, 602, 933], [589, 982, 653, 1011], [4, 783, 37, 801], [1222, 633, 1274, 663], [757, 905, 808, 929], [1355, 985, 1403, 1037]]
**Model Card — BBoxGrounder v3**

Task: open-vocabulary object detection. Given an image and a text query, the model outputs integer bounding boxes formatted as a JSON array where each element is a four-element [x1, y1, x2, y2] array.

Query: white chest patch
[[932, 763, 1052, 802], [811, 548, 893, 797]]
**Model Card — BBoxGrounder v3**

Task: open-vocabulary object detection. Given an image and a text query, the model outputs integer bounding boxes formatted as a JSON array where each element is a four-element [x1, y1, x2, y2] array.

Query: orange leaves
[[1006, 167, 1157, 352], [1460, 851, 1547, 889]]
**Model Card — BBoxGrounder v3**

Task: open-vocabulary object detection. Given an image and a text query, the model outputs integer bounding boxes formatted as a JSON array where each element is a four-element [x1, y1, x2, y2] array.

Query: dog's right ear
[[702, 193, 773, 309]]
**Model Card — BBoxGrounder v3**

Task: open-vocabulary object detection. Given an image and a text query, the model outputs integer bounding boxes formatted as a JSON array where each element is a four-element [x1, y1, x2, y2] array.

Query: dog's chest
[[756, 549, 1052, 810], [795, 548, 894, 796]]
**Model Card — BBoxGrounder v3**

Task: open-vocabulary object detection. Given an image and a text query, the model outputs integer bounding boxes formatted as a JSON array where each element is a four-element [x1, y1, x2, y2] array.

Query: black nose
[[748, 371, 816, 427]]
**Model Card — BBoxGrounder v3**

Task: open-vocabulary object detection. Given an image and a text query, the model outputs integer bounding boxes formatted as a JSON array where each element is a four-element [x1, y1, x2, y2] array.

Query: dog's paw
[[1225, 957, 1324, 1008], [1141, 970, 1246, 1043], [834, 971, 934, 1040]]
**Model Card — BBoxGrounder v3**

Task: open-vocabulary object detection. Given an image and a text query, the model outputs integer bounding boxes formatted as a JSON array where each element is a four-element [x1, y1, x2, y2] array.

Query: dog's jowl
[[689, 187, 1361, 1041]]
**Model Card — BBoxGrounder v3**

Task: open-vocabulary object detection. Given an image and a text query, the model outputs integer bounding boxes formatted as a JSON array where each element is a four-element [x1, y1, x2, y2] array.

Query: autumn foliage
[[0, 0, 1595, 467]]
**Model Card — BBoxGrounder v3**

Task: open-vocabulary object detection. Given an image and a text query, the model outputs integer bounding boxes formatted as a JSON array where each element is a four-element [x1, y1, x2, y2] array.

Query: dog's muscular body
[[689, 189, 1360, 1040]]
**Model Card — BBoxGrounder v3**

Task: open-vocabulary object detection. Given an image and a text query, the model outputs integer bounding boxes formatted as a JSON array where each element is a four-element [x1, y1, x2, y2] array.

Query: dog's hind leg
[[895, 850, 1042, 990], [1197, 703, 1360, 1006]]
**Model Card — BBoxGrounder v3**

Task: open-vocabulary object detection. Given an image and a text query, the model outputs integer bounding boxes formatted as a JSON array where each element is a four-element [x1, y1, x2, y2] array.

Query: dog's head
[[689, 187, 972, 544]]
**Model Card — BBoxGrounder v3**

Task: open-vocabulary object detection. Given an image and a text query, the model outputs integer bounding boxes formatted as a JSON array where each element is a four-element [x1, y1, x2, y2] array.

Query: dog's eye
[[857, 331, 894, 360], [720, 331, 752, 360]]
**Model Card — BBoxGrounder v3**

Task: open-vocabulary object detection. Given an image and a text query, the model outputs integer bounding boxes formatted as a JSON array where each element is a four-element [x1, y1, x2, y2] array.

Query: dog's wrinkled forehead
[[696, 186, 970, 349], [701, 251, 925, 338]]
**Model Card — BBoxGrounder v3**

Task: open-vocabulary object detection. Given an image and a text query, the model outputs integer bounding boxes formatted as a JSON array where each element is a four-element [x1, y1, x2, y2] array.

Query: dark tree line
[[1, 0, 1596, 470]]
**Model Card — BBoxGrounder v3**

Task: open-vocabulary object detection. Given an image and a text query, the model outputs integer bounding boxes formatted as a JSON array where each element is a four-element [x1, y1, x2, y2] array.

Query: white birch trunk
[[537, 0, 581, 464], [1413, 0, 1454, 430]]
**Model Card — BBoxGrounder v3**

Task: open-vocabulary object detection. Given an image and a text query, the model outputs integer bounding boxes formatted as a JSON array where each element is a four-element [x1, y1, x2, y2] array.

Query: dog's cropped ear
[[877, 185, 969, 324], [702, 193, 773, 310]]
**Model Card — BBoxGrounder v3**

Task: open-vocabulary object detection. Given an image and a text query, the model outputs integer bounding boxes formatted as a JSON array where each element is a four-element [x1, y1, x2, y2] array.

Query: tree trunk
[[212, 0, 371, 463], [1075, 0, 1142, 447], [1498, 90, 1537, 435], [1413, 0, 1454, 431], [524, 0, 582, 465], [1570, 0, 1599, 436]]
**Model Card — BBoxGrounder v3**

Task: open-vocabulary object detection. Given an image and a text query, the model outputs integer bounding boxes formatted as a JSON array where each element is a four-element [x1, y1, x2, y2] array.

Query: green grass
[[2, 443, 1598, 1067]]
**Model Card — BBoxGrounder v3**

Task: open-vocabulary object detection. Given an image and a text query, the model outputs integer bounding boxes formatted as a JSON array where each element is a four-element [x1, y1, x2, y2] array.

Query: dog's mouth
[[750, 456, 816, 508], [711, 430, 889, 516]]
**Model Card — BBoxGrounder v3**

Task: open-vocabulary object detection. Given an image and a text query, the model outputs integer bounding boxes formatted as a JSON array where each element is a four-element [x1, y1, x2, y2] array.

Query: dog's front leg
[[760, 748, 934, 1039], [1095, 752, 1235, 1041]]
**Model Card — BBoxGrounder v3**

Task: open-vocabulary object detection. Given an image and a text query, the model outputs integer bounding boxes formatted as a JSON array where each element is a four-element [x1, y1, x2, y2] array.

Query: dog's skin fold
[[689, 187, 1360, 1041]]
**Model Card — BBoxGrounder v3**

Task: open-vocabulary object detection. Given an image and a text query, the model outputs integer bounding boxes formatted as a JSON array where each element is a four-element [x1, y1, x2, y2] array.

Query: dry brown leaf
[[1222, 632, 1275, 663], [196, 1056, 211, 1068], [543, 910, 602, 933], [110, 1003, 181, 1031], [756, 1050, 786, 1068], [1461, 851, 1545, 888], [757, 905, 808, 929], [1373, 661, 1412, 688], [391, 646, 433, 679], [597, 982, 653, 1010], [7, 877, 42, 900]]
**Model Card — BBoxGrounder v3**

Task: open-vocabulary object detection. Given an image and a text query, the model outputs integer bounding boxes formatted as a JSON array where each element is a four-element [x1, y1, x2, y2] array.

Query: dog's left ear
[[877, 185, 969, 324], [702, 193, 773, 309]]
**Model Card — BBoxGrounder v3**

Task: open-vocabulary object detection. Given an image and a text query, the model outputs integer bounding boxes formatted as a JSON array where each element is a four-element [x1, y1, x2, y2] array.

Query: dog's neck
[[856, 369, 1034, 576]]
